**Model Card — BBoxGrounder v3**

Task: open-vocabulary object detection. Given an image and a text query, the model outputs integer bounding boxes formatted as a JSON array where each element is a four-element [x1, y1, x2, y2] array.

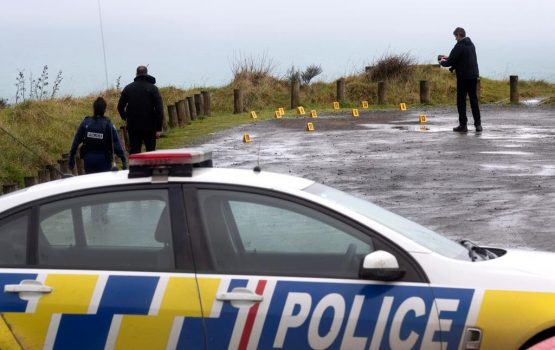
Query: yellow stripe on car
[[477, 290, 555, 348]]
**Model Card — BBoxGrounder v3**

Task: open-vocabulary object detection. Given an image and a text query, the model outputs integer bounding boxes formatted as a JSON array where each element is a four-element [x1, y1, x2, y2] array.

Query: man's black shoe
[[453, 125, 468, 132], [476, 125, 483, 132]]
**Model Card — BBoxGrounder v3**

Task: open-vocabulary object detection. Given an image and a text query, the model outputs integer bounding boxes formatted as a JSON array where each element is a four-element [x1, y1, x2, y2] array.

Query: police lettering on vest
[[83, 117, 111, 153]]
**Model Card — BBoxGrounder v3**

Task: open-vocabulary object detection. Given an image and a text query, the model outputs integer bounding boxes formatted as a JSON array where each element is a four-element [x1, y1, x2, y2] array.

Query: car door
[[0, 185, 206, 350], [187, 186, 471, 350]]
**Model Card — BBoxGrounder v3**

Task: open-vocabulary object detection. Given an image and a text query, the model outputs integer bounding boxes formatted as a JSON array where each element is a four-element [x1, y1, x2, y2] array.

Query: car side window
[[0, 210, 28, 266], [38, 189, 174, 270], [197, 190, 373, 278]]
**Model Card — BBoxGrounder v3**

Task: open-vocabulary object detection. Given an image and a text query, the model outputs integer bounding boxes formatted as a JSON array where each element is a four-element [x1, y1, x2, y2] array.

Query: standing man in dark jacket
[[439, 27, 482, 133], [118, 66, 164, 154]]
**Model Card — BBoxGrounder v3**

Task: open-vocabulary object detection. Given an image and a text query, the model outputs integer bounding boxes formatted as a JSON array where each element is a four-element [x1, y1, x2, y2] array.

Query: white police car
[[0, 149, 554, 350]]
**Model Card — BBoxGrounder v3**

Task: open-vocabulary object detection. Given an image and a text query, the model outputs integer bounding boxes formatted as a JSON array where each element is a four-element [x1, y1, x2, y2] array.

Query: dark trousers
[[128, 130, 157, 155], [83, 152, 112, 174], [456, 78, 482, 127]]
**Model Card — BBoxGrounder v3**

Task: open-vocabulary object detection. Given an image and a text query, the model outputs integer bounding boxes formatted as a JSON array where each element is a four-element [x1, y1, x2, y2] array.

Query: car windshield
[[304, 183, 469, 260]]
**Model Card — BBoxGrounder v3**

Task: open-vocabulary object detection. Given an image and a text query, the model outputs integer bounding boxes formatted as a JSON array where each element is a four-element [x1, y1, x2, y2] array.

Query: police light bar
[[128, 148, 212, 178]]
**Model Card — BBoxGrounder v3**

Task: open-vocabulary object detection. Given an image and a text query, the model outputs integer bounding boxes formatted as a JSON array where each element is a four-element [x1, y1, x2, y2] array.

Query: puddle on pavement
[[361, 124, 446, 132], [535, 166, 555, 176], [479, 151, 532, 156], [522, 97, 548, 106], [481, 164, 528, 170]]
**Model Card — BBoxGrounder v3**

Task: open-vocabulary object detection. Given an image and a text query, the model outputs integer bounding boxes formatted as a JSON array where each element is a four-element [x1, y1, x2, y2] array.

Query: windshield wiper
[[459, 240, 498, 261]]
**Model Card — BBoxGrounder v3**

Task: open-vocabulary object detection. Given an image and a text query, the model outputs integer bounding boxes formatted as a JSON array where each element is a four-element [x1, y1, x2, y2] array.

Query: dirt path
[[199, 104, 555, 252]]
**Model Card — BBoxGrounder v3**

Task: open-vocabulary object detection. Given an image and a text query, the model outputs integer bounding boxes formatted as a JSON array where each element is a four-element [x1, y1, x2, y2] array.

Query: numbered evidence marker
[[306, 122, 315, 132], [310, 110, 318, 118], [242, 133, 252, 143], [250, 111, 258, 119], [419, 114, 427, 123], [278, 107, 285, 116], [399, 103, 407, 111], [297, 106, 306, 115], [332, 101, 340, 110], [274, 111, 282, 119], [352, 109, 360, 117], [361, 101, 369, 109]]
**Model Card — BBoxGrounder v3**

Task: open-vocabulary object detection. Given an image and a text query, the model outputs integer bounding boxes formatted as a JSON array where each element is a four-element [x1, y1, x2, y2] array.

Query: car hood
[[420, 248, 555, 292], [487, 248, 555, 277]]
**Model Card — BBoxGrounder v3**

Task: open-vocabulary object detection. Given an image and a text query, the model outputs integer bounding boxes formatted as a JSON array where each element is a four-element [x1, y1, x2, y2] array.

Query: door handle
[[217, 287, 263, 302], [4, 279, 53, 294]]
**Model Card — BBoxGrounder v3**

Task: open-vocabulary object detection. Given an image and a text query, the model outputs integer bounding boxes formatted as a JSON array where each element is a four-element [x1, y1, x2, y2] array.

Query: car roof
[[0, 168, 315, 211]]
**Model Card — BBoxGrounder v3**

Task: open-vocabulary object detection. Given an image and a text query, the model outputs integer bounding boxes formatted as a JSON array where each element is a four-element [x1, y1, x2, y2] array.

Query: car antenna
[[0, 124, 66, 177]]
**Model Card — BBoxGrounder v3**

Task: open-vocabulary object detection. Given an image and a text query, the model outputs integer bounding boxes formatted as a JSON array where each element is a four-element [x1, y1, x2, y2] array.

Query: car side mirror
[[359, 250, 405, 281]]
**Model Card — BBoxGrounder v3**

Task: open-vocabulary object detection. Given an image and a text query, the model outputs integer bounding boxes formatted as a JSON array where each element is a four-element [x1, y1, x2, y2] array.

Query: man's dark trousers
[[457, 78, 481, 127], [128, 130, 156, 154]]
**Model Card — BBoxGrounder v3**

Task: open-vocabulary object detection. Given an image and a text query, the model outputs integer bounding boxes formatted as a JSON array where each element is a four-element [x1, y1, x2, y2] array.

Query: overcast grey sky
[[1, 0, 554, 101]]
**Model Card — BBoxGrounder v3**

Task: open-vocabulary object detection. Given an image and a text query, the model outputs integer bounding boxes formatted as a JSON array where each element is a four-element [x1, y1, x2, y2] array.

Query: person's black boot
[[475, 125, 483, 132], [453, 125, 468, 132]]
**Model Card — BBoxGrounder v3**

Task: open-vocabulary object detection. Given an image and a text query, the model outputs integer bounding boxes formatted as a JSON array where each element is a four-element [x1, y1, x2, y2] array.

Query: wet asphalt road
[[198, 104, 555, 252]]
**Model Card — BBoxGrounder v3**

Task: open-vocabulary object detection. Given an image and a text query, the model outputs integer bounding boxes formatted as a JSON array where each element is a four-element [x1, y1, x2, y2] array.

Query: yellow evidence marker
[[419, 114, 427, 123], [306, 122, 315, 131], [250, 111, 258, 119], [352, 109, 360, 117], [310, 110, 318, 118], [274, 111, 282, 119], [361, 101, 369, 109], [333, 102, 340, 110], [297, 106, 306, 115], [399, 103, 407, 111], [278, 107, 285, 116], [243, 133, 252, 143]]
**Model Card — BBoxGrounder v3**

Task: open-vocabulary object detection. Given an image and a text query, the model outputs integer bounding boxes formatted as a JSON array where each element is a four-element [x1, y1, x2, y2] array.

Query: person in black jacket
[[117, 66, 164, 154], [439, 27, 482, 133], [69, 97, 127, 173]]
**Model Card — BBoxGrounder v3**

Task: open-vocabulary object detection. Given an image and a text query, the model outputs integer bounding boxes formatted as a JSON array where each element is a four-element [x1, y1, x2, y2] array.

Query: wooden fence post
[[167, 105, 178, 128], [58, 159, 70, 175], [38, 169, 50, 183], [119, 126, 129, 151], [117, 129, 127, 154], [2, 184, 17, 194], [194, 93, 204, 117], [175, 100, 186, 127], [336, 78, 345, 104], [202, 91, 211, 116], [290, 81, 300, 109], [161, 108, 169, 133], [187, 96, 197, 120], [77, 159, 85, 175], [233, 89, 243, 114], [183, 99, 191, 124], [378, 81, 386, 104], [24, 176, 37, 187], [510, 75, 519, 104], [48, 164, 61, 180], [420, 80, 430, 104]]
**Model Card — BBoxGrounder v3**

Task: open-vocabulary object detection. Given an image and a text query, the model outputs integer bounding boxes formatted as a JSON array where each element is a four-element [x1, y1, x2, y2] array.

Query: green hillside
[[1, 65, 554, 187]]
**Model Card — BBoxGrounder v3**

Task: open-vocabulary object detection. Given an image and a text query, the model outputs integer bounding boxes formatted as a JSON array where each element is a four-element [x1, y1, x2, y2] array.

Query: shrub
[[230, 53, 275, 86], [301, 65, 323, 85], [286, 65, 301, 84], [14, 67, 63, 103], [367, 53, 415, 82]]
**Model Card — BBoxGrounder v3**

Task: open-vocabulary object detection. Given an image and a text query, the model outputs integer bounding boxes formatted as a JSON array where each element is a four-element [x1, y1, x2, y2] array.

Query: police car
[[0, 149, 553, 350]]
